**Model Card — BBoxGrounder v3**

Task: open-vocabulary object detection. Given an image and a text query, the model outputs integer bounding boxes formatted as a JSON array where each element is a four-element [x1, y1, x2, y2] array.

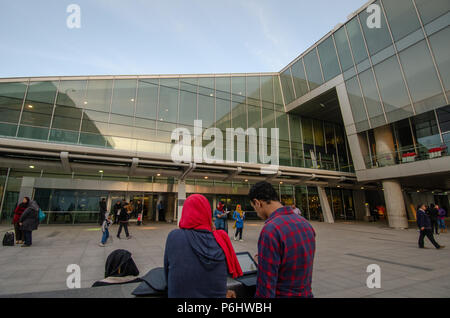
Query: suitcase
[[2, 232, 15, 246]]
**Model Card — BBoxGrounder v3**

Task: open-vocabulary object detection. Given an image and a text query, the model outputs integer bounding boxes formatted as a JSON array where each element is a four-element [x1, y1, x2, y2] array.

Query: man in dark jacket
[[112, 201, 122, 224], [417, 204, 443, 249], [19, 200, 40, 247]]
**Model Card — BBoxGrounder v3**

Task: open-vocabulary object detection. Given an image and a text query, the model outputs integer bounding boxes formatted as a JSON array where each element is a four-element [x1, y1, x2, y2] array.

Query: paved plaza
[[0, 219, 449, 298]]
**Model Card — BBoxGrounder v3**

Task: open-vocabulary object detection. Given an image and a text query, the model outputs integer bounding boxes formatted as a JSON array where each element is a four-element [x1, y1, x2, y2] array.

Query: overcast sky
[[0, 0, 367, 78]]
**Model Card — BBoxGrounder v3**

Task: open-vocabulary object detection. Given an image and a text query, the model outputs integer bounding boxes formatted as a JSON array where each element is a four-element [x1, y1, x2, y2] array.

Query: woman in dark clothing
[[13, 197, 30, 244], [112, 201, 122, 224], [164, 194, 242, 298], [92, 249, 141, 287], [18, 200, 40, 247], [117, 203, 132, 239]]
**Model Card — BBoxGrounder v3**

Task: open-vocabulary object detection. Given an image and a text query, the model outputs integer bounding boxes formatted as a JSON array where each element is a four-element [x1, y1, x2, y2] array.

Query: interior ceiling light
[[27, 104, 33, 109], [29, 165, 35, 169]]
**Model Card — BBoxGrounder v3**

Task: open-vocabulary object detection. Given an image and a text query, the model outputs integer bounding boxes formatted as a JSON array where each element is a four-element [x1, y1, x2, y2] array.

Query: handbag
[[2, 232, 15, 246], [38, 208, 46, 223]]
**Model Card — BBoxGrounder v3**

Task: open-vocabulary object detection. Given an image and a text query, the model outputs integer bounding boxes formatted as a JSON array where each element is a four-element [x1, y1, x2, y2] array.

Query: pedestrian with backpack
[[12, 197, 30, 244], [18, 200, 40, 247]]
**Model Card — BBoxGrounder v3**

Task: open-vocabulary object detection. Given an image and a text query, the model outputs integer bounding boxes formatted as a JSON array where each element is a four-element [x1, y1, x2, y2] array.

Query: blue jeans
[[101, 229, 109, 244], [437, 219, 447, 229]]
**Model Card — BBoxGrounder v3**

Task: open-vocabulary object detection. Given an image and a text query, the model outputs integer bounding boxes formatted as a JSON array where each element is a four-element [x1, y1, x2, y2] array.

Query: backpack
[[2, 232, 14, 246], [38, 208, 46, 223]]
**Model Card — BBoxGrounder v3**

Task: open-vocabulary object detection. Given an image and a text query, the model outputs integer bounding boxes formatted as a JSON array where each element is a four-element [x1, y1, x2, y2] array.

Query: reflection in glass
[[346, 17, 368, 64], [20, 81, 57, 128], [359, 69, 386, 128], [373, 55, 413, 123], [304, 49, 323, 90], [198, 77, 215, 129], [398, 40, 446, 114], [280, 69, 295, 105], [382, 0, 421, 41], [334, 28, 354, 71], [318, 37, 341, 82], [291, 59, 309, 97], [345, 76, 369, 131], [136, 79, 158, 120], [0, 82, 27, 125], [359, 0, 392, 55], [179, 78, 197, 126], [111, 79, 136, 116], [85, 80, 113, 113], [428, 28, 450, 97]]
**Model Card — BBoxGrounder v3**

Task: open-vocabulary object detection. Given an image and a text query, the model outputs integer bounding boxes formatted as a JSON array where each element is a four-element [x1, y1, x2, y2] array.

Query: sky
[[0, 0, 367, 78]]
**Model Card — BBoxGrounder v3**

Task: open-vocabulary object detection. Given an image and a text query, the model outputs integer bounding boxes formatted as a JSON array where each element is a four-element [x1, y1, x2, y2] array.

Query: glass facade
[[280, 0, 448, 133], [0, 75, 353, 172]]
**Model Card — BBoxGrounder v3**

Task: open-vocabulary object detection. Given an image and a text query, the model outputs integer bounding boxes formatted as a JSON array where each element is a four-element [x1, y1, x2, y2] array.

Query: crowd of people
[[6, 183, 449, 298]]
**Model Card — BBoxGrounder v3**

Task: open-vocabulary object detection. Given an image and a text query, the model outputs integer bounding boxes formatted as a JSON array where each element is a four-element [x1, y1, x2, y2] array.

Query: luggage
[[137, 213, 142, 226], [2, 232, 15, 246]]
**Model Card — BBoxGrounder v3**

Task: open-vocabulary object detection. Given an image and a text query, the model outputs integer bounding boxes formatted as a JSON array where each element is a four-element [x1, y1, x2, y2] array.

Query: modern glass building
[[0, 0, 448, 228]]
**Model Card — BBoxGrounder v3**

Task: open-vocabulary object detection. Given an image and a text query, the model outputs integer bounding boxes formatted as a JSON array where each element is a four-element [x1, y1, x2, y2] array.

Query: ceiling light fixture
[[29, 165, 35, 169]]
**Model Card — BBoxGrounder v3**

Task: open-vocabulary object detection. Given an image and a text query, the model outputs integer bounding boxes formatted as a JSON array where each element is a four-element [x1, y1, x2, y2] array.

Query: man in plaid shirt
[[249, 181, 316, 298]]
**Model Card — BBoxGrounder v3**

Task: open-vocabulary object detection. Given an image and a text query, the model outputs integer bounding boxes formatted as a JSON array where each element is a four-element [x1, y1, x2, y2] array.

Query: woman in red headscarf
[[164, 194, 243, 298]]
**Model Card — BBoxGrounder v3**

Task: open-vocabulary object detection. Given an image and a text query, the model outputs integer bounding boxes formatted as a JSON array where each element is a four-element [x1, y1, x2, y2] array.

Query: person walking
[[164, 194, 242, 298], [157, 200, 165, 222], [99, 198, 107, 225], [428, 204, 440, 235], [18, 200, 40, 247], [249, 181, 316, 298], [437, 205, 447, 233], [214, 201, 227, 231], [112, 200, 122, 224], [417, 204, 444, 249], [134, 199, 143, 225], [117, 202, 132, 240], [232, 204, 245, 241], [12, 197, 29, 244], [99, 214, 113, 247]]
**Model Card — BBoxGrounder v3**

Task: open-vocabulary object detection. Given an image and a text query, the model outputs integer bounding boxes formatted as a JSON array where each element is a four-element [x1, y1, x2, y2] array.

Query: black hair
[[248, 181, 280, 204]]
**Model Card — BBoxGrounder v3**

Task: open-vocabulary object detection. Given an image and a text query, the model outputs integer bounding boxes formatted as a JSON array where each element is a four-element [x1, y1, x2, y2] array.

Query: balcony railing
[[364, 144, 449, 169]]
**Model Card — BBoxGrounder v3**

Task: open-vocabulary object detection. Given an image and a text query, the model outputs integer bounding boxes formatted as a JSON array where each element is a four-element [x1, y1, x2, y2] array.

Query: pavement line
[[369, 237, 413, 244], [345, 253, 433, 271]]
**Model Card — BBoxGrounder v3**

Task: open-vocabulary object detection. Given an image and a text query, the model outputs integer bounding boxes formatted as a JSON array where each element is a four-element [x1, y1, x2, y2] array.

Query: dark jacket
[[19, 200, 40, 231], [428, 207, 439, 221], [118, 207, 130, 222], [164, 229, 227, 298], [113, 203, 122, 217], [99, 200, 107, 213], [417, 208, 431, 229]]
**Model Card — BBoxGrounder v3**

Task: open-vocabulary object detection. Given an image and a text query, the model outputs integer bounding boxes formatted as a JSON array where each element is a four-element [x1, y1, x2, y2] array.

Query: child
[[99, 213, 113, 247], [233, 205, 245, 241]]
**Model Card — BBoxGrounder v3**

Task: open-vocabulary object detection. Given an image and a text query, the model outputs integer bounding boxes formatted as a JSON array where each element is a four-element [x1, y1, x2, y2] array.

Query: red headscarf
[[179, 194, 243, 279]]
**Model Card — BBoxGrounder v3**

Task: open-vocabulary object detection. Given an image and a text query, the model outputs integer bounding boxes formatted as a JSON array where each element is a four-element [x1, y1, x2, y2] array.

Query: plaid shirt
[[255, 206, 316, 298]]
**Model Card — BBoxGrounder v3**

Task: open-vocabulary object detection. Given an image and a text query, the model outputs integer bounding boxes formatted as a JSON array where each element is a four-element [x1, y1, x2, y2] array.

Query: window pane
[[85, 80, 113, 112], [274, 76, 284, 111], [261, 76, 274, 110], [346, 17, 368, 64], [136, 79, 158, 120], [412, 111, 441, 150], [291, 59, 309, 97], [246, 76, 260, 107], [382, 0, 421, 41], [198, 77, 215, 129], [158, 78, 179, 124], [399, 40, 446, 114], [17, 125, 49, 140], [290, 115, 304, 167], [20, 81, 57, 128], [280, 69, 295, 104], [359, 69, 386, 128], [373, 55, 413, 123], [318, 37, 341, 81], [231, 77, 246, 129], [111, 79, 136, 116], [359, 0, 393, 55], [302, 118, 314, 168], [414, 0, 449, 25], [248, 105, 261, 129], [334, 28, 354, 71], [428, 28, 450, 97], [262, 108, 275, 129], [345, 76, 369, 131], [0, 82, 27, 124], [304, 48, 323, 90], [179, 78, 197, 126], [436, 105, 450, 133], [51, 105, 82, 131], [215, 77, 231, 132]]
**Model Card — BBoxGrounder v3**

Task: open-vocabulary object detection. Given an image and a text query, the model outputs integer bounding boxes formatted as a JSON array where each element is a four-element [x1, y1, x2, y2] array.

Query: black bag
[[2, 232, 15, 246]]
